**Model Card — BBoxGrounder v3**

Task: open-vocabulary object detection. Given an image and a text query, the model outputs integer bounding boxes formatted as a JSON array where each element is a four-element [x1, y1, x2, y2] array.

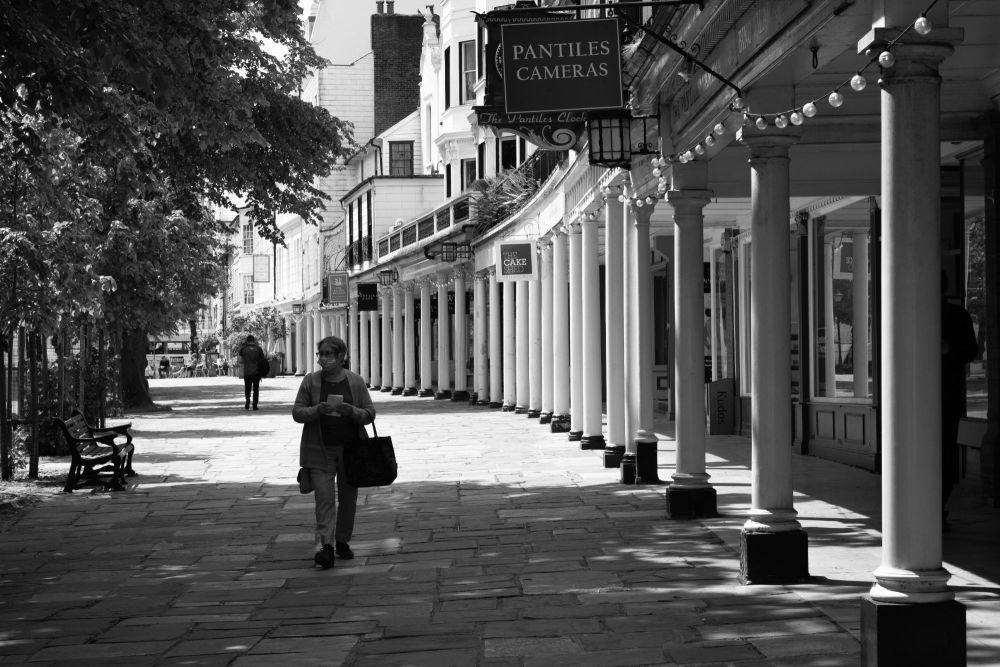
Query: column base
[[665, 485, 718, 519], [451, 390, 470, 402], [390, 387, 403, 395], [295, 371, 306, 376], [418, 389, 435, 398], [403, 387, 418, 396], [635, 440, 662, 484], [514, 406, 527, 414], [620, 453, 637, 484], [502, 404, 515, 412], [568, 430, 583, 441], [489, 402, 503, 409], [370, 384, 381, 391], [580, 434, 605, 450], [539, 411, 552, 424], [739, 529, 810, 585], [860, 597, 965, 666], [603, 445, 625, 468], [434, 390, 452, 400], [550, 415, 570, 433], [527, 409, 541, 419], [476, 399, 490, 407], [380, 386, 393, 393]]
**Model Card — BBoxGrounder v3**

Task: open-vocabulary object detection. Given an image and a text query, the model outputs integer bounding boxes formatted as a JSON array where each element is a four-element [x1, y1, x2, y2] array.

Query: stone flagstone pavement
[[0, 375, 998, 666]]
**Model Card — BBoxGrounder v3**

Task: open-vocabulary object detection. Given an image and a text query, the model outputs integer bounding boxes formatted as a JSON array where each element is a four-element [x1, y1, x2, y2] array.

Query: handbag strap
[[370, 419, 379, 439]]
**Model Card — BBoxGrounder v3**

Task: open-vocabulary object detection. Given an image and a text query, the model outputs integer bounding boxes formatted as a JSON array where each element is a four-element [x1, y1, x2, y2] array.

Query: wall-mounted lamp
[[439, 242, 472, 263], [291, 303, 303, 315], [378, 269, 399, 286]]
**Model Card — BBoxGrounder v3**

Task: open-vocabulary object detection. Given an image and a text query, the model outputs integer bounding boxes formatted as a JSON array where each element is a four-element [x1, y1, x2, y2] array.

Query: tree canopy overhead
[[1, 0, 354, 240]]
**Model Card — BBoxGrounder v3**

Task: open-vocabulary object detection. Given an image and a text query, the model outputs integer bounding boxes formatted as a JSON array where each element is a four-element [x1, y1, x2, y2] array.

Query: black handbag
[[343, 421, 397, 487]]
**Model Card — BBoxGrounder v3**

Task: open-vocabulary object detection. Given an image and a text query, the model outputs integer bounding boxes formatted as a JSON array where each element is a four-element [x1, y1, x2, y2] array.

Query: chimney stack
[[386, 0, 395, 14], [376, 1, 384, 14]]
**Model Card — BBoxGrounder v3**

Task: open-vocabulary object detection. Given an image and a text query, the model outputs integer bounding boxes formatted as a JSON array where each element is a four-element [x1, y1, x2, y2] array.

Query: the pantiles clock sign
[[474, 8, 623, 150]]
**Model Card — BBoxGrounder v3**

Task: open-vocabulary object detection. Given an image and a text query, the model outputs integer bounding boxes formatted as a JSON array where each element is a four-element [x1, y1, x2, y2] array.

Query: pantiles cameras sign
[[501, 17, 623, 114]]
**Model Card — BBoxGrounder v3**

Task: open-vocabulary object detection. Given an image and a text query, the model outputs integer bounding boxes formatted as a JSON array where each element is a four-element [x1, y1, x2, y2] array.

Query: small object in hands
[[327, 394, 344, 406]]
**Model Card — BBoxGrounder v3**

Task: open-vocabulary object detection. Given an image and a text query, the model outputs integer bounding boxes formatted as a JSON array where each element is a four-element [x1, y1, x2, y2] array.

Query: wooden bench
[[55, 410, 136, 492]]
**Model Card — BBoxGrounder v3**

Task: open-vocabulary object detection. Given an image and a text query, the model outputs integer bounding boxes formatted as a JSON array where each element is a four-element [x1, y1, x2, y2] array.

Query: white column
[[489, 270, 503, 407], [666, 161, 716, 516], [370, 302, 381, 389], [551, 228, 571, 429], [360, 310, 371, 385], [823, 240, 837, 392], [436, 276, 451, 399], [568, 221, 584, 440], [453, 270, 469, 401], [581, 214, 605, 449], [604, 196, 627, 455], [419, 279, 434, 397], [284, 316, 294, 374], [852, 231, 870, 398], [348, 303, 359, 374], [474, 273, 489, 404], [630, 201, 657, 457], [528, 265, 542, 418], [737, 126, 807, 583], [860, 26, 960, 614], [515, 280, 529, 413], [540, 242, 554, 422], [391, 284, 404, 393], [380, 287, 392, 391], [404, 282, 417, 395], [306, 313, 317, 371], [502, 280, 516, 410]]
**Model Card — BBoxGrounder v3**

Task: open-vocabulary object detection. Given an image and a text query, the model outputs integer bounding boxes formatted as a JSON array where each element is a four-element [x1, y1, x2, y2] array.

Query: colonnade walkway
[[1, 375, 998, 665]]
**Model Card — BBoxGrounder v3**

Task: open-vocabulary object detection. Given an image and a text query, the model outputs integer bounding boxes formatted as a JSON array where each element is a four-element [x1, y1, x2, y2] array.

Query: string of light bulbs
[[659, 0, 940, 169]]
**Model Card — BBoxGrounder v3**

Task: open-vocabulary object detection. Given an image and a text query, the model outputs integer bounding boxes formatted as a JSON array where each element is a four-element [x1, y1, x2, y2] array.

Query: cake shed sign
[[496, 241, 537, 282], [501, 18, 623, 114]]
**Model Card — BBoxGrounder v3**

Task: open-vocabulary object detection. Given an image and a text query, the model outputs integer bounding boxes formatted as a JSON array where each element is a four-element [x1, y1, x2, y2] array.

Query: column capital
[[565, 220, 582, 234], [667, 188, 714, 213], [737, 126, 802, 155], [627, 200, 657, 224], [402, 281, 415, 294], [857, 27, 962, 76]]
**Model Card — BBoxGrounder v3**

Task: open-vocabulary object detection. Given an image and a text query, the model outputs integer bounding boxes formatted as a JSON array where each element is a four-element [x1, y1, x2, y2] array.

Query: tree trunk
[[121, 328, 155, 411]]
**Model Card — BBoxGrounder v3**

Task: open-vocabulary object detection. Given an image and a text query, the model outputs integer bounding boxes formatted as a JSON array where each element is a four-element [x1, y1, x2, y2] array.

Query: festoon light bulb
[[878, 50, 895, 68], [828, 91, 844, 108], [802, 102, 818, 117], [789, 111, 804, 126], [914, 15, 932, 35], [850, 73, 867, 91], [774, 114, 789, 128], [755, 117, 767, 130]]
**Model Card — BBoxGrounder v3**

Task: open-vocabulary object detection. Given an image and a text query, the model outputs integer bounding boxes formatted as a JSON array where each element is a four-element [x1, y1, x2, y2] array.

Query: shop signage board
[[500, 18, 623, 114], [496, 241, 537, 282], [327, 272, 348, 306], [357, 283, 379, 311]]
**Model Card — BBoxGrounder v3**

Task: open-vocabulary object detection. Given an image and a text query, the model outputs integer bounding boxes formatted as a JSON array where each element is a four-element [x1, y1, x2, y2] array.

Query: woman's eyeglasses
[[316, 351, 343, 358]]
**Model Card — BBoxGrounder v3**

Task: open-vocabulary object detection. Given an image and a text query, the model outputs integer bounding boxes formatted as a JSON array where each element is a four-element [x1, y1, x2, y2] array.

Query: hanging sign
[[327, 272, 349, 306], [357, 283, 379, 311], [500, 18, 623, 114], [496, 241, 537, 282]]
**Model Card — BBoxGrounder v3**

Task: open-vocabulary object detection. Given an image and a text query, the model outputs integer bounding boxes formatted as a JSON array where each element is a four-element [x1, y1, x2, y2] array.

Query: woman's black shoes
[[335, 542, 354, 560], [314, 544, 335, 569]]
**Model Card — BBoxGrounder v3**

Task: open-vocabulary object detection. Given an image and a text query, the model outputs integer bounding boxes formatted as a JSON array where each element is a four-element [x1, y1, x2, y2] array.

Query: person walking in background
[[941, 273, 978, 529], [292, 335, 375, 569], [158, 356, 170, 378], [238, 335, 267, 411]]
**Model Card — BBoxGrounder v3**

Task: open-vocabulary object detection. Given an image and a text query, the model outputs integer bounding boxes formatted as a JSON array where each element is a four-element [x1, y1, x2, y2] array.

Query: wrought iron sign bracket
[[613, 9, 743, 100]]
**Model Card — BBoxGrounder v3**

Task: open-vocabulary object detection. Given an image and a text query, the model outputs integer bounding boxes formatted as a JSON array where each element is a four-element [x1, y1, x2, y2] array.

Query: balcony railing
[[375, 193, 474, 263]]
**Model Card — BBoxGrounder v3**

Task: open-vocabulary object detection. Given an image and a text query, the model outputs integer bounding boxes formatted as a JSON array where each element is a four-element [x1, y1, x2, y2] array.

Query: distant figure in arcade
[[158, 356, 170, 378], [239, 335, 268, 411], [940, 272, 978, 530]]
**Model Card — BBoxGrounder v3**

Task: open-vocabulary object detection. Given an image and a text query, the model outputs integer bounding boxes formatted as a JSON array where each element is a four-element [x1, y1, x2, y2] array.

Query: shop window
[[243, 275, 255, 305], [499, 137, 517, 170], [242, 222, 254, 254], [735, 233, 752, 396], [810, 212, 873, 399], [461, 158, 477, 191], [962, 158, 988, 418]]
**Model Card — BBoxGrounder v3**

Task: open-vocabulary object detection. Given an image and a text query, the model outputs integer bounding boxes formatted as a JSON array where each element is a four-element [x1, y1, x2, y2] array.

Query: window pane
[[389, 142, 413, 176], [242, 223, 254, 254], [812, 214, 872, 399], [500, 138, 517, 170], [965, 158, 987, 418], [460, 40, 476, 103]]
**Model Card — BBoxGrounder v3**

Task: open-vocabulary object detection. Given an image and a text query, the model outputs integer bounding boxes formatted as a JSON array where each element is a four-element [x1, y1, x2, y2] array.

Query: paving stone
[[484, 636, 582, 657], [666, 640, 762, 664]]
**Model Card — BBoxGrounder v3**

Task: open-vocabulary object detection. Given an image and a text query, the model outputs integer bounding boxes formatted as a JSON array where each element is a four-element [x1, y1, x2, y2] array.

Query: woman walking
[[292, 335, 375, 568]]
